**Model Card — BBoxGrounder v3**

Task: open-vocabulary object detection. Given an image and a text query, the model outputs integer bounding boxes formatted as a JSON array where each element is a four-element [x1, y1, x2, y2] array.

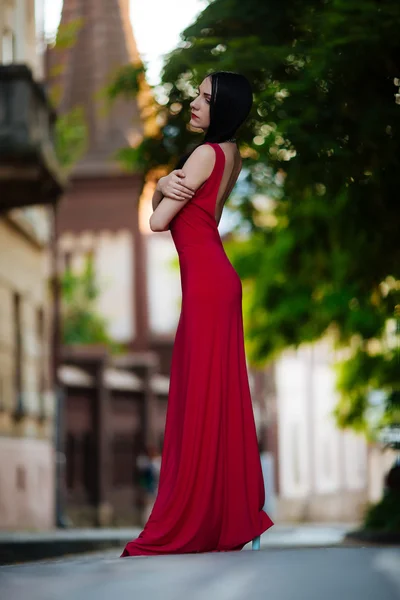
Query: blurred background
[[0, 0, 399, 540]]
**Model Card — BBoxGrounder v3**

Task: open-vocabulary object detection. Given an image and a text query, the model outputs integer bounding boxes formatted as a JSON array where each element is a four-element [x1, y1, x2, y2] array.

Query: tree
[[109, 0, 400, 436], [61, 255, 118, 350], [47, 18, 88, 172]]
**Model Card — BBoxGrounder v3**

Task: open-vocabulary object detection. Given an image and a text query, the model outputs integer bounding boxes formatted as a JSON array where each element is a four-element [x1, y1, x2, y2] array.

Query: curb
[[2, 525, 384, 565], [344, 530, 400, 546], [1, 540, 353, 565], [0, 534, 136, 566]]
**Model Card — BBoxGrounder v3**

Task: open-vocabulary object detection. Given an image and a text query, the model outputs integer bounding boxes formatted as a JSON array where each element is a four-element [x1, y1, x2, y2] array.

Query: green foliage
[[363, 490, 400, 532], [54, 106, 87, 171], [106, 63, 146, 101], [48, 20, 88, 171], [61, 256, 119, 351], [51, 17, 84, 50], [334, 347, 400, 435], [109, 0, 400, 434]]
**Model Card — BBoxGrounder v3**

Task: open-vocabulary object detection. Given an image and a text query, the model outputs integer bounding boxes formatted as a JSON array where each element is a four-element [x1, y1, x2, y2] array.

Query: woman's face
[[189, 77, 212, 131]]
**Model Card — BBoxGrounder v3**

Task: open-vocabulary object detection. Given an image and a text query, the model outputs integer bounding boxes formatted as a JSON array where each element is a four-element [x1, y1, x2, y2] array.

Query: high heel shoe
[[252, 535, 260, 550]]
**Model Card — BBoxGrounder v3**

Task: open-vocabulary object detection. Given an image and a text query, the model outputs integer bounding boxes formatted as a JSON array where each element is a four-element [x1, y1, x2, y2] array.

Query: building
[[46, 0, 171, 526], [273, 340, 369, 521], [47, 0, 152, 353], [0, 0, 64, 529]]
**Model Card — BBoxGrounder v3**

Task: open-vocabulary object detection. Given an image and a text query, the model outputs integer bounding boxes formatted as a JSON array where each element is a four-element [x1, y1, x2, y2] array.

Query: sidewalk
[[0, 527, 139, 565], [0, 523, 356, 565]]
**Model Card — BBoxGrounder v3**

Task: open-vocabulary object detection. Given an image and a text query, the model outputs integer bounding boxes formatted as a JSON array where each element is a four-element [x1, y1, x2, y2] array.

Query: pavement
[[1, 546, 400, 600], [0, 523, 357, 565]]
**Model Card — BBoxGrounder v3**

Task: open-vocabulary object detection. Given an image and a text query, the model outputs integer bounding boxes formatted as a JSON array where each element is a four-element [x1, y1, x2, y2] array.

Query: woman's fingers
[[178, 182, 195, 193], [173, 174, 194, 193], [162, 172, 195, 200], [176, 189, 194, 199], [170, 191, 191, 201], [167, 185, 194, 200], [176, 184, 195, 198]]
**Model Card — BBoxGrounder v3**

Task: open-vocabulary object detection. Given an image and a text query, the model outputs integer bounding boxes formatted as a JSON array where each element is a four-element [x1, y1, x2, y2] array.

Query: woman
[[121, 71, 274, 557]]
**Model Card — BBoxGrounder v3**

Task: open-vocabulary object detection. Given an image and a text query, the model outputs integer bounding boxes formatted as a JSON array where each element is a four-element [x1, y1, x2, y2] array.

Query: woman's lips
[[191, 112, 199, 120]]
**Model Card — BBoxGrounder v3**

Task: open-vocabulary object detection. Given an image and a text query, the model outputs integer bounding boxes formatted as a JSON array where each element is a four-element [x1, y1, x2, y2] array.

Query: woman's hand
[[150, 145, 215, 232], [157, 170, 195, 201]]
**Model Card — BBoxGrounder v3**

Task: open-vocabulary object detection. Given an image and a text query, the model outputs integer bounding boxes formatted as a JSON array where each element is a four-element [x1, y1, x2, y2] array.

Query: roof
[[47, 0, 148, 177], [58, 364, 170, 395]]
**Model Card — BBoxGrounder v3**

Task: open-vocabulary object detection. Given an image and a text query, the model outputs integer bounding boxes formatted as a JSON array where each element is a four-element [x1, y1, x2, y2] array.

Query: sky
[[44, 0, 206, 85]]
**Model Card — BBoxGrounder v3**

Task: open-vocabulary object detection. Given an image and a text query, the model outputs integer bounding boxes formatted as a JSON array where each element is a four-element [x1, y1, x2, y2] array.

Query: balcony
[[0, 64, 65, 212]]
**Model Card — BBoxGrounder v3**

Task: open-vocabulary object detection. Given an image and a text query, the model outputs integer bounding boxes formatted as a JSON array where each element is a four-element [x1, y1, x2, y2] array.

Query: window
[[83, 432, 95, 500], [64, 251, 72, 270], [66, 433, 75, 490], [0, 375, 4, 411], [292, 422, 301, 485], [16, 465, 26, 491], [2, 28, 15, 64], [112, 435, 136, 486], [323, 438, 332, 479], [13, 293, 23, 416], [37, 307, 45, 418]]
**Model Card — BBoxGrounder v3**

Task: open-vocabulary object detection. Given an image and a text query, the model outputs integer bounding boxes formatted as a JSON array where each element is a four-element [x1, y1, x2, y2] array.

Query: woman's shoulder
[[181, 144, 217, 188], [191, 143, 218, 160], [184, 144, 216, 172]]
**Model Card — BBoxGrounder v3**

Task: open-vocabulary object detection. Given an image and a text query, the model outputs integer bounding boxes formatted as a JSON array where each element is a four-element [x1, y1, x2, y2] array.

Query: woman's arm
[[157, 170, 195, 201], [150, 145, 216, 232], [151, 168, 196, 213], [152, 187, 164, 211]]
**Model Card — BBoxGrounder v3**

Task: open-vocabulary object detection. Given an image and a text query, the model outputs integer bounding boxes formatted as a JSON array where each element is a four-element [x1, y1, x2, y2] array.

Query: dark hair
[[175, 71, 253, 168], [204, 71, 253, 142]]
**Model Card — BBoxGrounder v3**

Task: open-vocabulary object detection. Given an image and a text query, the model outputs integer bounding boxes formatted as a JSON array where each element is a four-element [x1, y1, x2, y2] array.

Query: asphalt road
[[1, 547, 399, 600]]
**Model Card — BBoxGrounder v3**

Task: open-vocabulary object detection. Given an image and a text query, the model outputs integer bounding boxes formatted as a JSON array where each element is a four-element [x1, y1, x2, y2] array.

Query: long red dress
[[121, 142, 273, 556]]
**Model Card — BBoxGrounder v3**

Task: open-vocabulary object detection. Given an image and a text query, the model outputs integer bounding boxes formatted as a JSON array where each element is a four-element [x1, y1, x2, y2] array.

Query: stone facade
[[0, 0, 60, 531], [0, 0, 43, 79], [274, 340, 368, 522], [0, 436, 54, 529], [0, 211, 55, 529]]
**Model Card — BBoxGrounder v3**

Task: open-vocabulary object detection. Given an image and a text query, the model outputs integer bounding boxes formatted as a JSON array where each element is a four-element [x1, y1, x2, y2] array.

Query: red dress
[[121, 142, 273, 556]]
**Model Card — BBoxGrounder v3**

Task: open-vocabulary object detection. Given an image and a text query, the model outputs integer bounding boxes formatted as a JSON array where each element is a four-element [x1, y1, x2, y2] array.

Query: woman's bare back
[[214, 143, 242, 226]]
